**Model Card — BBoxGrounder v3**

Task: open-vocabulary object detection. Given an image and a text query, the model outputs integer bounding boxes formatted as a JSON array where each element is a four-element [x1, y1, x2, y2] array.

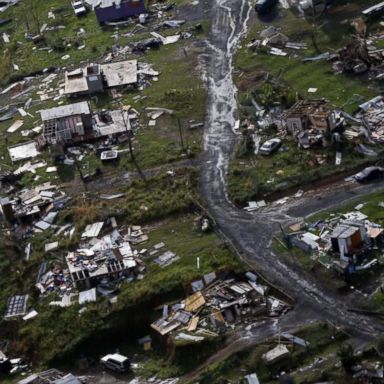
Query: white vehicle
[[101, 353, 130, 373], [100, 150, 119, 161], [72, 1, 87, 16], [259, 138, 282, 155]]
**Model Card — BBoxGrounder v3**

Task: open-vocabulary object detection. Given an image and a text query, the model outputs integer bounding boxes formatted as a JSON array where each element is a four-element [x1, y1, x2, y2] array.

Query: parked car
[[72, 1, 87, 16], [255, 0, 278, 13], [353, 166, 384, 182], [100, 353, 130, 373], [259, 138, 282, 155], [100, 150, 119, 162]]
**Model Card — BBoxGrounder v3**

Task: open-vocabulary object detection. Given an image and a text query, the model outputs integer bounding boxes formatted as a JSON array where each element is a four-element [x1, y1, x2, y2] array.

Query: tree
[[337, 344, 358, 372], [376, 336, 384, 357]]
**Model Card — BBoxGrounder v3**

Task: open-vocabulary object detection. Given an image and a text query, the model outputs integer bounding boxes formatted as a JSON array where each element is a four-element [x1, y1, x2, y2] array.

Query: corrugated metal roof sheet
[[40, 102, 90, 121], [81, 221, 104, 238], [245, 373, 260, 384]]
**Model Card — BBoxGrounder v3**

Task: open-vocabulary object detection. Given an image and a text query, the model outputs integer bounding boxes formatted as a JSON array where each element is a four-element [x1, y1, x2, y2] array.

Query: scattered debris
[[151, 271, 289, 340]]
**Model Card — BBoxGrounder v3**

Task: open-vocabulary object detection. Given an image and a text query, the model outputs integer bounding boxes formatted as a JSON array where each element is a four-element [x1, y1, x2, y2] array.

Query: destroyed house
[[94, 109, 131, 137], [93, 0, 145, 24], [64, 60, 138, 96], [150, 273, 287, 340], [284, 99, 338, 134], [0, 183, 67, 224], [67, 253, 138, 288], [66, 228, 144, 289], [331, 220, 366, 258], [18, 369, 80, 384], [41, 102, 92, 144]]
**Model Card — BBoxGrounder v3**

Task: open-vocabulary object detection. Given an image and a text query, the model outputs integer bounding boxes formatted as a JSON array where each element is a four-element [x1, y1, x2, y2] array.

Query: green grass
[[228, 137, 375, 204], [194, 322, 347, 384], [235, 9, 377, 111]]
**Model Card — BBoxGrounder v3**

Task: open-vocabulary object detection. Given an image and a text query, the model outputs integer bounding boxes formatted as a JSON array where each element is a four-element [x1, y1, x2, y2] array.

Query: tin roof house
[[41, 102, 93, 144], [88, 0, 145, 24]]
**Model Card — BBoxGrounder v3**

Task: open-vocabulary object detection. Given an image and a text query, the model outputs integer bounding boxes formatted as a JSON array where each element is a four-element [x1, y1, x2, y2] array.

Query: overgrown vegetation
[[195, 322, 348, 384]]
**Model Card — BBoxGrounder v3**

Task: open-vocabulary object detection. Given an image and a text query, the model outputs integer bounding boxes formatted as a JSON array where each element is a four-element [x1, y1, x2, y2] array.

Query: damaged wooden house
[[150, 271, 290, 343], [0, 183, 69, 226], [284, 99, 344, 149], [41, 102, 93, 145], [66, 225, 145, 290]]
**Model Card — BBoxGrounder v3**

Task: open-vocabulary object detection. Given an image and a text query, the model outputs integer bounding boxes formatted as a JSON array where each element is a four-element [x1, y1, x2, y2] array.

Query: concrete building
[[64, 64, 104, 96], [64, 60, 138, 97]]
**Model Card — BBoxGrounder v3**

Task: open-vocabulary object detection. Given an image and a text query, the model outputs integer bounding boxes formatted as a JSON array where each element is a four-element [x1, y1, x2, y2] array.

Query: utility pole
[[74, 157, 87, 192], [120, 104, 135, 161], [177, 117, 185, 152]]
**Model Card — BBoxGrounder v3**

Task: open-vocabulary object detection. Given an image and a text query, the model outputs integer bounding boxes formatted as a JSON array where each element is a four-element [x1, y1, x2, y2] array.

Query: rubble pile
[[355, 95, 384, 143], [35, 263, 73, 298], [332, 35, 384, 76], [151, 271, 290, 340], [352, 361, 384, 380], [0, 182, 70, 232], [247, 26, 307, 57], [63, 224, 148, 295], [287, 209, 382, 274]]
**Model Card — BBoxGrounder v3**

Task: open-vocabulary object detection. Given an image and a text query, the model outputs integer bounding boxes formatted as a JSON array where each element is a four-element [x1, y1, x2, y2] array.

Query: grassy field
[[194, 322, 349, 384], [229, 3, 383, 204]]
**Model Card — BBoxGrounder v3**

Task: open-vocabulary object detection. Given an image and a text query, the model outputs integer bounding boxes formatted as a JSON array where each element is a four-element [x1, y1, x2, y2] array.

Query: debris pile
[[0, 182, 70, 229], [248, 26, 307, 57], [352, 361, 384, 380], [287, 209, 382, 275], [66, 223, 147, 292], [18, 369, 86, 384], [355, 95, 384, 143], [284, 99, 344, 149], [332, 36, 384, 75], [151, 271, 290, 340]]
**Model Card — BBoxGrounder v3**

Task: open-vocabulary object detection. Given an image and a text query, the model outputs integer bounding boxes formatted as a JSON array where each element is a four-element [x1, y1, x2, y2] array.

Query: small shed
[[331, 222, 364, 258]]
